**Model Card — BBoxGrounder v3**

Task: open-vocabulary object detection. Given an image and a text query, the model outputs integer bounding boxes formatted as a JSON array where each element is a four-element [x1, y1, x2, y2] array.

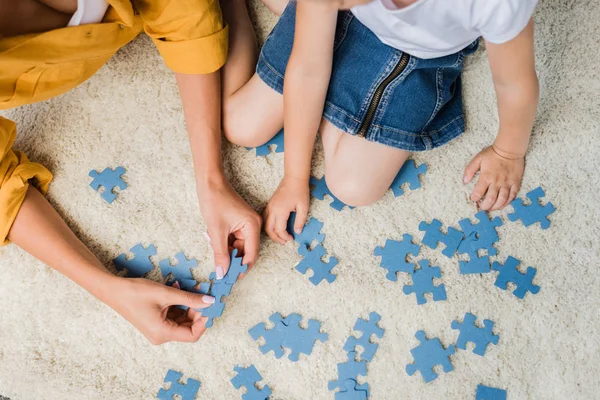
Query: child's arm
[[464, 20, 539, 211], [263, 2, 338, 244]]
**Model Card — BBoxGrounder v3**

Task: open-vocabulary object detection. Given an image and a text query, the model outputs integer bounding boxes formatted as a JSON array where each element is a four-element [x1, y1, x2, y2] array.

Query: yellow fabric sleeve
[[134, 0, 229, 74], [0, 117, 53, 245]]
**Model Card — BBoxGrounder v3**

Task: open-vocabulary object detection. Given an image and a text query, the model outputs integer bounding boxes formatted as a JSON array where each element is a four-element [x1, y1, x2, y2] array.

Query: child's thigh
[[321, 120, 410, 207], [223, 74, 283, 148]]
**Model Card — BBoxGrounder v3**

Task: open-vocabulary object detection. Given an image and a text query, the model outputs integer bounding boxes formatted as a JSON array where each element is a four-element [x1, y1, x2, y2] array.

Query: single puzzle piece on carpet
[[248, 312, 288, 359], [390, 160, 428, 197], [374, 234, 419, 281], [156, 369, 200, 400], [451, 312, 499, 356], [492, 256, 540, 299], [459, 252, 491, 274], [159, 252, 198, 282], [247, 129, 284, 157], [287, 212, 325, 249], [328, 351, 368, 392], [114, 243, 157, 277], [508, 186, 555, 229], [419, 219, 464, 258], [343, 312, 384, 362], [406, 330, 455, 383], [476, 384, 507, 400], [296, 244, 338, 285], [458, 211, 503, 256], [309, 176, 354, 211], [280, 313, 329, 362], [403, 259, 447, 305], [230, 365, 272, 400], [335, 379, 369, 400], [89, 166, 127, 204]]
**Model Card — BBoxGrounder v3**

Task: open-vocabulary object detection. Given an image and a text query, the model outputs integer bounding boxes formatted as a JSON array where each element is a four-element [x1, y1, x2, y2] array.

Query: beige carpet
[[1, 0, 599, 399]]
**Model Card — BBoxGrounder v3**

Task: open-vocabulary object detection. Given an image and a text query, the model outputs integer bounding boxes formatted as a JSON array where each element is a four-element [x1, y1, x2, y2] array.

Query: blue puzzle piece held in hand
[[492, 256, 540, 299], [459, 252, 491, 274], [508, 186, 555, 229], [296, 244, 338, 285], [451, 312, 499, 356], [114, 243, 156, 277], [287, 212, 325, 249], [390, 160, 428, 197], [476, 384, 507, 400], [310, 176, 354, 211], [406, 330, 455, 383], [335, 379, 369, 400], [374, 234, 419, 281], [89, 166, 127, 204], [157, 369, 200, 400], [403, 260, 447, 305], [458, 211, 503, 256], [419, 219, 464, 258], [343, 312, 384, 362], [231, 365, 272, 400], [328, 351, 368, 392], [248, 129, 284, 157], [159, 252, 198, 282]]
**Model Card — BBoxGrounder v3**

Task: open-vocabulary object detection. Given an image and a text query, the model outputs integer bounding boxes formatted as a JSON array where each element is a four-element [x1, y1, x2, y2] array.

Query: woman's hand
[[463, 145, 525, 211], [263, 175, 310, 244], [102, 276, 215, 345]]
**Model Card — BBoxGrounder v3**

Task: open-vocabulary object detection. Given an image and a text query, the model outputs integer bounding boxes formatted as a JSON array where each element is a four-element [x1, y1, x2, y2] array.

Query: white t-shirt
[[351, 0, 539, 59], [68, 0, 110, 27]]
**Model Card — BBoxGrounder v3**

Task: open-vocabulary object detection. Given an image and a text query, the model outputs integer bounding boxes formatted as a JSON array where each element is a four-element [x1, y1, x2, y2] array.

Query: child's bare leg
[[320, 120, 411, 207], [260, 0, 289, 16]]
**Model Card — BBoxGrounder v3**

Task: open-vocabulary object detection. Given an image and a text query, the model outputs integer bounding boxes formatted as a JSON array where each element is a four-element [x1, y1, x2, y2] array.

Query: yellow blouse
[[0, 0, 228, 244]]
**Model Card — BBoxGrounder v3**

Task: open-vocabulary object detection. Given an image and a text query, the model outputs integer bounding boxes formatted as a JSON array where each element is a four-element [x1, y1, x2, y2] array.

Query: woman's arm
[[263, 2, 338, 243], [464, 20, 539, 211]]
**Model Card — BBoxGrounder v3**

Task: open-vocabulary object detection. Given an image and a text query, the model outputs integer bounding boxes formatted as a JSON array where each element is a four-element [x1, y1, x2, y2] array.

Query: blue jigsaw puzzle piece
[[89, 166, 127, 204], [458, 211, 503, 256], [374, 234, 419, 281], [286, 212, 326, 249], [248, 129, 285, 157], [335, 379, 369, 400], [114, 243, 157, 277], [280, 314, 329, 362], [459, 252, 491, 274], [231, 365, 272, 400], [159, 252, 198, 282], [296, 244, 338, 285], [390, 160, 427, 197], [508, 186, 555, 229], [402, 260, 447, 305], [476, 384, 507, 400], [248, 312, 288, 359], [492, 256, 540, 299], [451, 313, 499, 356], [343, 312, 384, 362], [328, 351, 368, 391], [419, 219, 464, 258], [406, 330, 455, 383], [309, 176, 354, 211], [157, 369, 200, 400]]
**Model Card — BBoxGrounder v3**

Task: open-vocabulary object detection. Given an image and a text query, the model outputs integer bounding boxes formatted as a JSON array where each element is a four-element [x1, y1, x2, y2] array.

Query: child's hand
[[263, 176, 310, 244], [463, 145, 525, 211]]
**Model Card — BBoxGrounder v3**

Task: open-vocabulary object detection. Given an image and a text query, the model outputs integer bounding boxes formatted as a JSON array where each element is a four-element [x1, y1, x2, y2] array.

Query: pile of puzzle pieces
[[248, 312, 328, 362], [230, 365, 272, 400]]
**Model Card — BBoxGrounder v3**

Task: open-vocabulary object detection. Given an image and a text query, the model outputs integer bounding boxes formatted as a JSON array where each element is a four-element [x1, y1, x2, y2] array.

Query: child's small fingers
[[470, 180, 488, 203], [463, 155, 482, 183], [294, 207, 308, 233], [479, 184, 498, 211], [491, 186, 510, 211], [506, 184, 520, 207], [275, 215, 294, 243]]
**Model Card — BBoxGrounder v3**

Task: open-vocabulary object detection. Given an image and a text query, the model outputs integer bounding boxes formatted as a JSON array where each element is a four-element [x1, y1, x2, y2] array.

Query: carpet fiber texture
[[0, 0, 599, 399]]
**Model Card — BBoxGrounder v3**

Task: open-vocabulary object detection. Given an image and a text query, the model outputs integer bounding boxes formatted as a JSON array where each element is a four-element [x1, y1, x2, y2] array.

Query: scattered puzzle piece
[[159, 252, 198, 282], [89, 166, 127, 204], [402, 260, 447, 305], [296, 244, 338, 285], [343, 312, 384, 362], [335, 379, 369, 400], [476, 384, 507, 400], [248, 312, 288, 359], [459, 252, 491, 274], [286, 212, 326, 249], [390, 160, 427, 197], [406, 330, 455, 383], [328, 351, 368, 392], [114, 243, 157, 277], [419, 219, 464, 258], [458, 211, 503, 256], [309, 175, 354, 211], [451, 313, 499, 356], [248, 129, 284, 157], [157, 369, 200, 400], [231, 365, 272, 400], [374, 234, 419, 281], [508, 186, 555, 229], [492, 256, 540, 299]]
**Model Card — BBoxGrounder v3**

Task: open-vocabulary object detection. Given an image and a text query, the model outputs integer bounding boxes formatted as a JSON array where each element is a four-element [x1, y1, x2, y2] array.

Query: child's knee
[[222, 104, 260, 148], [326, 170, 387, 208]]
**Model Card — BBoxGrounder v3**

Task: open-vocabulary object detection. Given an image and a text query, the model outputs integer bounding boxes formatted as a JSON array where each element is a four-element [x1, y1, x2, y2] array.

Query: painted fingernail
[[202, 295, 215, 304], [172, 281, 180, 289], [463, 176, 468, 183], [216, 266, 225, 280], [203, 232, 211, 242]]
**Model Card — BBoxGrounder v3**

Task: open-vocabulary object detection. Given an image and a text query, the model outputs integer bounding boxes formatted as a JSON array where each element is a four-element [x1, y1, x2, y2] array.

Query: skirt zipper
[[356, 52, 410, 138]]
